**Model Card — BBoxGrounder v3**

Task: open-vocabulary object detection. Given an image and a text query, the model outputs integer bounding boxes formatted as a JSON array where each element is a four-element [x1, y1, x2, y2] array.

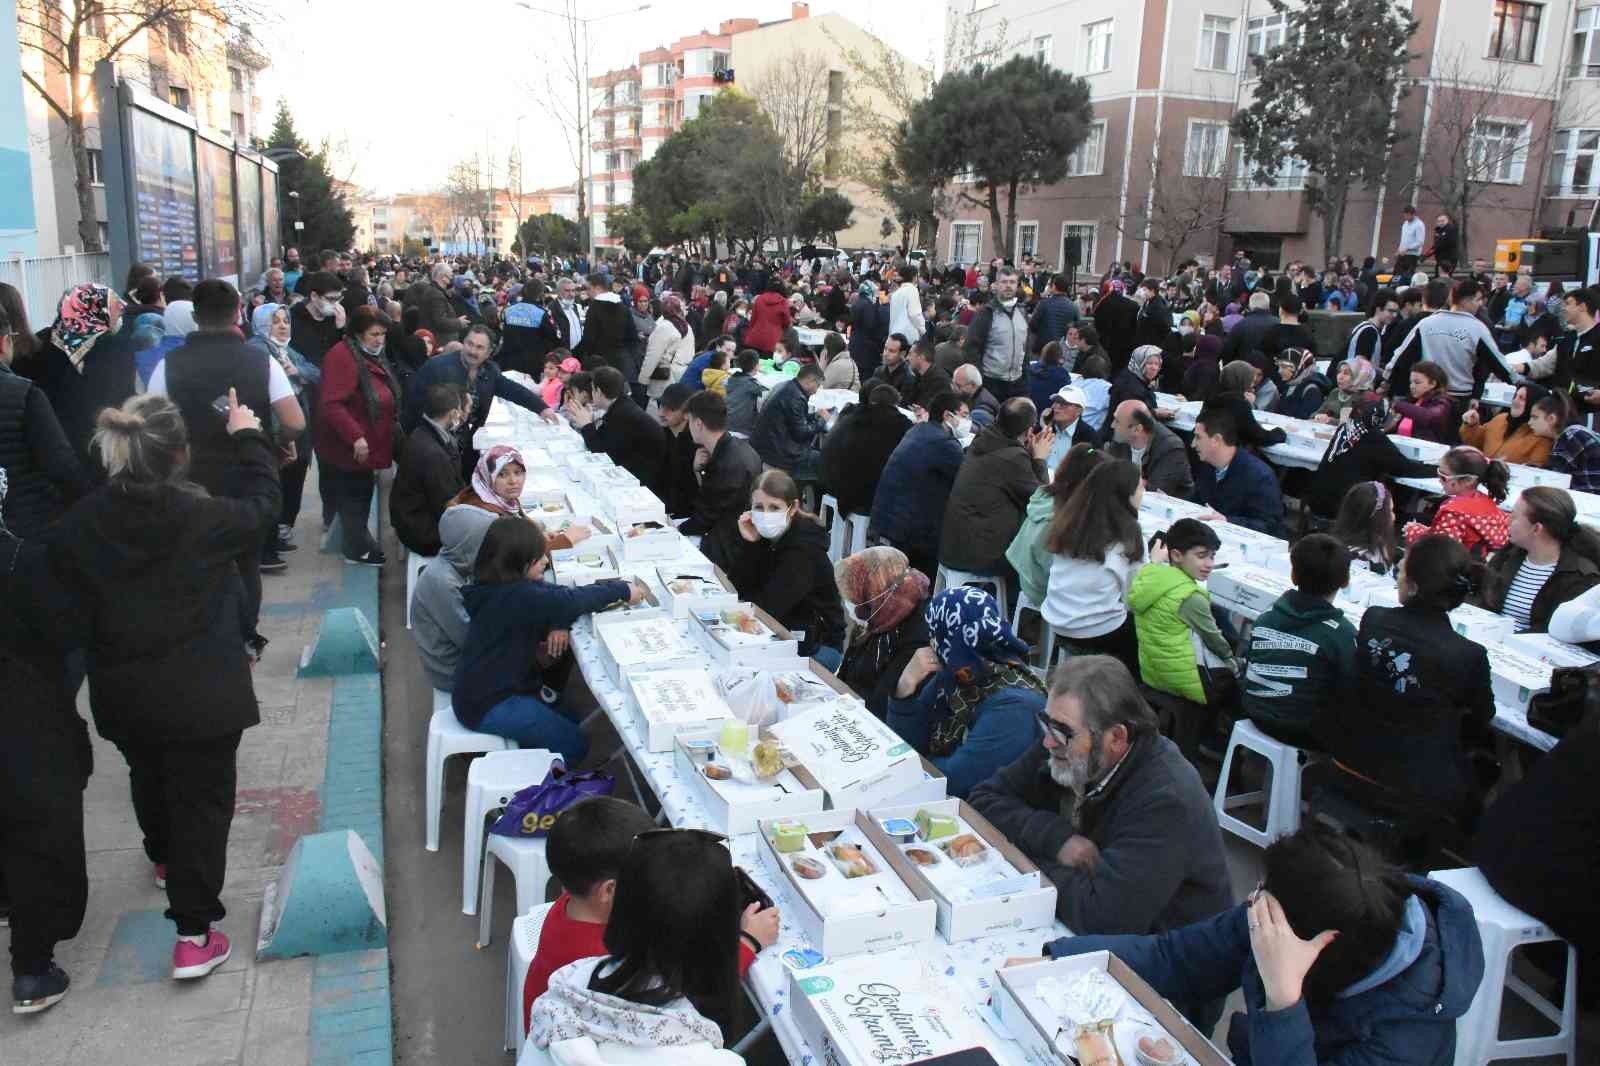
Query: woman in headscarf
[[848, 279, 889, 377], [41, 283, 137, 470], [446, 444, 593, 546], [1459, 382, 1554, 466], [833, 548, 933, 718], [248, 304, 319, 549], [316, 305, 400, 565], [640, 292, 696, 400], [1305, 395, 1434, 520], [1108, 344, 1164, 415], [1182, 333, 1225, 402], [1211, 360, 1289, 452], [1314, 357, 1377, 422], [885, 586, 1048, 798]]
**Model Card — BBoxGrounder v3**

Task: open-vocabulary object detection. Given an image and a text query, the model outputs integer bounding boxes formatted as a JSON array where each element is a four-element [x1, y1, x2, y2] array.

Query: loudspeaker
[[1064, 236, 1082, 266]]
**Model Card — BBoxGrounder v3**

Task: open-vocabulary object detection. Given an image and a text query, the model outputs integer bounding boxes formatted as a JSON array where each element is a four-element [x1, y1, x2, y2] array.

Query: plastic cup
[[719, 719, 750, 758]]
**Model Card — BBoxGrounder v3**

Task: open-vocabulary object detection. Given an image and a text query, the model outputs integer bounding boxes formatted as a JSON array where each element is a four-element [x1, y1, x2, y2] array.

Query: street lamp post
[[288, 190, 303, 248]]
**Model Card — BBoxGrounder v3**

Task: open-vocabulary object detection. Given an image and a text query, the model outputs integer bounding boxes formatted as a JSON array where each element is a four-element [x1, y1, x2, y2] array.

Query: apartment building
[[349, 185, 578, 256], [14, 6, 268, 255], [943, 0, 1600, 275]]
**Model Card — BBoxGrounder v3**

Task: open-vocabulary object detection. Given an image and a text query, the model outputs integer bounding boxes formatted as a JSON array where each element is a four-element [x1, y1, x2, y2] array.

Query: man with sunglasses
[[968, 655, 1232, 941]]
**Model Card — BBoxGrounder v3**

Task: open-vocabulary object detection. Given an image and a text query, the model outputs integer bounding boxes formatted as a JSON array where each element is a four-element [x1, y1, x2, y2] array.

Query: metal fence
[[0, 252, 115, 325]]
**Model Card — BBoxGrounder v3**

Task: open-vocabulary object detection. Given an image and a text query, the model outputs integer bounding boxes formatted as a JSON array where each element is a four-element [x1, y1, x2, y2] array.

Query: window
[[231, 111, 246, 139], [1471, 119, 1529, 183], [1061, 223, 1096, 272], [1033, 35, 1054, 64], [954, 166, 980, 184], [1065, 121, 1106, 176], [167, 19, 188, 54], [1082, 19, 1113, 74], [1184, 120, 1228, 177], [1489, 1, 1542, 63], [167, 85, 190, 111], [1572, 7, 1600, 77], [712, 51, 730, 74], [1548, 128, 1600, 194], [1246, 11, 1287, 60], [1017, 221, 1039, 258], [1198, 15, 1235, 71], [229, 66, 244, 91], [951, 222, 983, 263], [86, 9, 106, 38], [642, 62, 673, 88], [1232, 149, 1309, 190], [86, 147, 103, 185]]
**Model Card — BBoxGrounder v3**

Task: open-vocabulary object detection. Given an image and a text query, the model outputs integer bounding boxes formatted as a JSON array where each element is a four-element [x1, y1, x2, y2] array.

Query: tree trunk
[[985, 185, 1004, 263], [68, 112, 100, 252], [1320, 183, 1349, 263], [1005, 179, 1020, 262]]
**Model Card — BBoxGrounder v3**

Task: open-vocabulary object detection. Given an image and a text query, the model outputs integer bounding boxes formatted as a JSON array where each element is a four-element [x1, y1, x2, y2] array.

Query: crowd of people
[[1, 228, 1594, 1063]]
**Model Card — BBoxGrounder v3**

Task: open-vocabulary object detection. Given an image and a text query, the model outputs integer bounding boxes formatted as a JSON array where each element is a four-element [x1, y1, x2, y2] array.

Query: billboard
[[196, 137, 238, 282], [262, 167, 279, 264], [236, 157, 263, 285], [128, 107, 199, 281]]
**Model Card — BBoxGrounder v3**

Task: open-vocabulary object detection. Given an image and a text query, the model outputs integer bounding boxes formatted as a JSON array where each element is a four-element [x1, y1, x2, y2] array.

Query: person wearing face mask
[[289, 272, 347, 368], [702, 469, 846, 665], [833, 547, 933, 718], [961, 266, 1031, 400], [678, 390, 763, 540], [390, 383, 470, 556], [404, 263, 469, 347], [316, 306, 400, 565]]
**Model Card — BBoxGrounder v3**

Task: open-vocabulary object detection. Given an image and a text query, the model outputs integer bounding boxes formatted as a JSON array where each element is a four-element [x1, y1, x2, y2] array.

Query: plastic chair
[[933, 564, 1009, 621], [405, 552, 433, 629], [819, 494, 847, 563], [843, 511, 870, 558], [1213, 718, 1320, 847], [1010, 590, 1057, 673], [506, 901, 556, 1052], [1430, 867, 1578, 1066], [477, 833, 552, 949], [463, 749, 562, 916], [425, 690, 516, 852]]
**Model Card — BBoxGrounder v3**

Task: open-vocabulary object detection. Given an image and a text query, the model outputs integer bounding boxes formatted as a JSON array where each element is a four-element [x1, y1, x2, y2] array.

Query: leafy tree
[[880, 157, 944, 256], [1231, 0, 1415, 260], [897, 55, 1093, 261], [602, 203, 653, 253], [265, 101, 355, 255], [795, 190, 854, 245], [517, 213, 582, 258]]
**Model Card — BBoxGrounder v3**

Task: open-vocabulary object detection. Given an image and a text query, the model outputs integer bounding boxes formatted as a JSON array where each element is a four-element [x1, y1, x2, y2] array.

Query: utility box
[[1496, 238, 1582, 278]]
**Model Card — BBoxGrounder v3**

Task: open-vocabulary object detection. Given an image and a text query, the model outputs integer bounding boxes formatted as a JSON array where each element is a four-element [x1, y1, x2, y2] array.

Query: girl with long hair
[[1402, 445, 1510, 558], [1041, 459, 1146, 673]]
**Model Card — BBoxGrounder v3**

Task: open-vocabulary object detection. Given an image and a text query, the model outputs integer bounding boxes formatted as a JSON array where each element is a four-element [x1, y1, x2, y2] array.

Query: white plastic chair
[[506, 901, 556, 1052], [1010, 590, 1058, 673], [934, 564, 1010, 621], [477, 833, 552, 949], [463, 749, 562, 916], [405, 552, 433, 629], [425, 690, 516, 852], [1212, 719, 1319, 848], [819, 494, 846, 563]]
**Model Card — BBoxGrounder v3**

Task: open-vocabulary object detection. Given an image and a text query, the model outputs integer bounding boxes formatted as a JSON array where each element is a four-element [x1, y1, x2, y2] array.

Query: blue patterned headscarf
[[925, 587, 1031, 685]]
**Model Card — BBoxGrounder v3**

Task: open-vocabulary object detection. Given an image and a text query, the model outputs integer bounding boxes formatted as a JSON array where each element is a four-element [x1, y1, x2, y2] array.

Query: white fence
[[0, 252, 115, 326]]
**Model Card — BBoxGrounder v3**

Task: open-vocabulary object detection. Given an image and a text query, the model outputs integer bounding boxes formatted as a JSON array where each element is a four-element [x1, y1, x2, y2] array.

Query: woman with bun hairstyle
[[1402, 446, 1510, 558], [1316, 534, 1496, 830], [52, 390, 280, 982]]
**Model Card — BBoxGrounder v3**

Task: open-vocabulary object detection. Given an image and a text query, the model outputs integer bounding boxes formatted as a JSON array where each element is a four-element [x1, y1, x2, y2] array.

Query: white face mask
[[953, 417, 972, 437], [751, 510, 790, 540]]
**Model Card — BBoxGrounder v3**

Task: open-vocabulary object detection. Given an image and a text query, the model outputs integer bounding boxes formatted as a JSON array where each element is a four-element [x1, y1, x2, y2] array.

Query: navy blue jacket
[[452, 577, 631, 728], [887, 680, 1044, 798], [1045, 876, 1484, 1066], [400, 351, 547, 439], [681, 349, 715, 392], [751, 379, 824, 470], [868, 422, 965, 563], [1026, 362, 1072, 424], [1194, 446, 1286, 536], [1028, 293, 1078, 353]]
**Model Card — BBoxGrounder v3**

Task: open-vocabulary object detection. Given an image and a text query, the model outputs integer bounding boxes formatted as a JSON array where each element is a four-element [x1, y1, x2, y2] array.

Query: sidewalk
[[1, 483, 367, 1064]]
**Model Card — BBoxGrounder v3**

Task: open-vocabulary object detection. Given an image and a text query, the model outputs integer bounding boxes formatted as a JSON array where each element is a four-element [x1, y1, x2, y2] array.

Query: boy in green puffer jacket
[[1242, 533, 1357, 748], [1129, 519, 1237, 704]]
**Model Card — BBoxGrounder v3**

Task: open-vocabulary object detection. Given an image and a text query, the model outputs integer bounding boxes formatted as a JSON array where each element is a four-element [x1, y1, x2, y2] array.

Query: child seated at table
[[1128, 518, 1239, 710], [1402, 445, 1510, 559], [521, 798, 777, 1036], [1242, 534, 1357, 749], [1332, 481, 1400, 575]]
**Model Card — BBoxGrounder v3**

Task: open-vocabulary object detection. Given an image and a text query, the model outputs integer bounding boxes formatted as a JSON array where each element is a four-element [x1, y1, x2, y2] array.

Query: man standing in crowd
[[290, 272, 345, 368], [1107, 400, 1193, 497], [962, 266, 1030, 401], [406, 263, 467, 347], [549, 277, 584, 353], [888, 264, 926, 345], [401, 324, 555, 474], [1395, 205, 1426, 278], [1429, 212, 1460, 277], [1093, 278, 1139, 365], [1385, 279, 1514, 416], [1029, 273, 1079, 353], [574, 273, 637, 375]]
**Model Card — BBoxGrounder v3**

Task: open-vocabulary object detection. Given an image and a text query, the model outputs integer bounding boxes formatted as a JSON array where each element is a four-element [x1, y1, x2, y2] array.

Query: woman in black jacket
[[52, 390, 280, 981], [703, 469, 847, 665], [1305, 396, 1434, 519], [818, 385, 912, 517]]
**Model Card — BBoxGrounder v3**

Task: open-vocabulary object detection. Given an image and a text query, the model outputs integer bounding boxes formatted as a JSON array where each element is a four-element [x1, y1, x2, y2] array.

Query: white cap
[[1052, 385, 1088, 408]]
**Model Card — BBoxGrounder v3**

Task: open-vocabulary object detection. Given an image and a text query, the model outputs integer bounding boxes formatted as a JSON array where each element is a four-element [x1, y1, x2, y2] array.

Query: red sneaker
[[172, 930, 231, 980], [154, 863, 167, 889]]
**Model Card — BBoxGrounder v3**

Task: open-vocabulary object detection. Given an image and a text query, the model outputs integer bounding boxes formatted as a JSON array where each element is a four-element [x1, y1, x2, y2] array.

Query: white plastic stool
[[426, 689, 517, 852], [477, 833, 553, 949], [405, 552, 433, 629], [1430, 866, 1578, 1066], [506, 900, 556, 1051], [820, 494, 847, 563], [1212, 719, 1317, 847], [1010, 590, 1058, 672], [934, 564, 1009, 621], [463, 749, 562, 916], [843, 511, 870, 558]]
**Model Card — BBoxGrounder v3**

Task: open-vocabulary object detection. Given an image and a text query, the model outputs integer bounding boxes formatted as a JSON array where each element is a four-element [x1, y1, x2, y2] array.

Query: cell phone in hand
[[735, 865, 773, 913], [211, 393, 232, 420]]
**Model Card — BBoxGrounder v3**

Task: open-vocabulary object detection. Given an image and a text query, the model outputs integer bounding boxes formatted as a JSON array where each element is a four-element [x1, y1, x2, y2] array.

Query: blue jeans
[[813, 646, 843, 673], [476, 695, 590, 764]]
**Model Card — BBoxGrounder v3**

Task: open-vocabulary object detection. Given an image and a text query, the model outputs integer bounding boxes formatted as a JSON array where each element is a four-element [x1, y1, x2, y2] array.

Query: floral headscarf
[[1345, 357, 1376, 393], [660, 292, 689, 338], [469, 445, 526, 516], [921, 586, 1043, 757], [833, 547, 929, 637], [1326, 394, 1388, 463], [51, 283, 114, 372]]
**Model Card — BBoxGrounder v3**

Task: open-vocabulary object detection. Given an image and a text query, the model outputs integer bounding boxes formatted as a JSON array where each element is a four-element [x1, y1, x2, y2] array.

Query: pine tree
[[266, 100, 355, 255]]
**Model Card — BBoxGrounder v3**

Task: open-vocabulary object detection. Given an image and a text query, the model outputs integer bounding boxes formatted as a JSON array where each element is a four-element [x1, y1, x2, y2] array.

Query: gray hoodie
[[411, 505, 495, 691]]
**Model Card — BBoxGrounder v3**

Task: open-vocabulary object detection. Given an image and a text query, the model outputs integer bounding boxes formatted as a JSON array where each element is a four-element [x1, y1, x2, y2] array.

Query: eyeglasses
[[1035, 710, 1077, 746], [1435, 468, 1474, 482]]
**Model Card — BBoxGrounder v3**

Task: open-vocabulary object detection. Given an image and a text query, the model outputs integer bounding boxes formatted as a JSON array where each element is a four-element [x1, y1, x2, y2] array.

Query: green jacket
[[1128, 563, 1228, 703], [1242, 589, 1357, 735], [1005, 488, 1057, 609]]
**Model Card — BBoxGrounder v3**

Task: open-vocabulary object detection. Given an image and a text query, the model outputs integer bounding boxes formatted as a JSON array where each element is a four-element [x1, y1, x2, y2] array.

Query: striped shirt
[[1502, 559, 1557, 632]]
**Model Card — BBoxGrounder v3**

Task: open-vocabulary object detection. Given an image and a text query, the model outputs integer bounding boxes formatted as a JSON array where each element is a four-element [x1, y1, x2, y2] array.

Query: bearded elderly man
[[968, 655, 1231, 934]]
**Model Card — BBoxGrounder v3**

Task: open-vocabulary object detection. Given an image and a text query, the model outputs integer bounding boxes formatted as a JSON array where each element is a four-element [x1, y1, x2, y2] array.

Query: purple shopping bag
[[488, 763, 615, 837]]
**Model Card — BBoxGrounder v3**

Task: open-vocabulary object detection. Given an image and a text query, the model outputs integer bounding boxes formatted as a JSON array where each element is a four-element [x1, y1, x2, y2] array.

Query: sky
[[251, 0, 945, 197]]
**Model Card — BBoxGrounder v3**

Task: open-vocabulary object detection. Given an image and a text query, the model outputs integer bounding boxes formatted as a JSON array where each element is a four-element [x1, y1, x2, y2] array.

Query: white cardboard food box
[[591, 614, 702, 687], [542, 433, 586, 456], [1509, 465, 1572, 490], [1448, 602, 1515, 645], [601, 484, 670, 528], [1387, 434, 1451, 464], [591, 577, 665, 622], [1483, 643, 1556, 709], [993, 953, 1230, 1066], [673, 728, 825, 834], [768, 699, 939, 810], [1212, 523, 1287, 567], [1141, 493, 1212, 522], [550, 546, 620, 587], [690, 604, 801, 666], [787, 951, 993, 1066], [1206, 563, 1294, 618], [615, 521, 684, 563], [560, 449, 614, 482], [1503, 632, 1600, 668], [622, 668, 735, 751], [757, 809, 936, 959], [520, 477, 571, 511], [582, 463, 641, 498], [863, 798, 1057, 943], [655, 562, 740, 618]]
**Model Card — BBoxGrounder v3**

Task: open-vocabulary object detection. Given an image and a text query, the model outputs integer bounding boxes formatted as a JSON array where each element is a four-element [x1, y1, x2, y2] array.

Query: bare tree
[[819, 25, 934, 201], [505, 144, 527, 256], [474, 152, 498, 256], [444, 156, 484, 255], [1111, 145, 1230, 277], [16, 0, 267, 251], [745, 50, 833, 181], [523, 0, 591, 253]]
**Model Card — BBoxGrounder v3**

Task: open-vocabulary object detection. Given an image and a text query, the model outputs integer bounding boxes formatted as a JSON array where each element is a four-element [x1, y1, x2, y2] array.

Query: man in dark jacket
[[969, 655, 1231, 936], [1428, 212, 1460, 276], [1092, 282, 1140, 365], [680, 390, 763, 539], [570, 366, 666, 497], [574, 274, 638, 373], [849, 291, 891, 382], [404, 263, 466, 346], [400, 325, 553, 464], [863, 333, 914, 399], [722, 349, 765, 436], [655, 383, 700, 518], [751, 363, 827, 479], [498, 284, 560, 374], [1107, 400, 1193, 498], [1222, 291, 1279, 364], [819, 386, 912, 517], [290, 272, 346, 367], [1192, 404, 1287, 536], [1028, 273, 1079, 354], [939, 398, 1051, 575], [390, 383, 466, 556], [0, 306, 87, 538], [905, 339, 952, 410], [869, 392, 966, 580], [1132, 278, 1175, 357]]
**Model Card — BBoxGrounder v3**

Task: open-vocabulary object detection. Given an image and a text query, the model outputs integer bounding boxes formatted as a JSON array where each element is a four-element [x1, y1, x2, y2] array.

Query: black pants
[[2, 795, 87, 977], [116, 731, 242, 937], [323, 465, 379, 559], [280, 439, 312, 530], [1395, 254, 1419, 278], [983, 373, 1029, 403]]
